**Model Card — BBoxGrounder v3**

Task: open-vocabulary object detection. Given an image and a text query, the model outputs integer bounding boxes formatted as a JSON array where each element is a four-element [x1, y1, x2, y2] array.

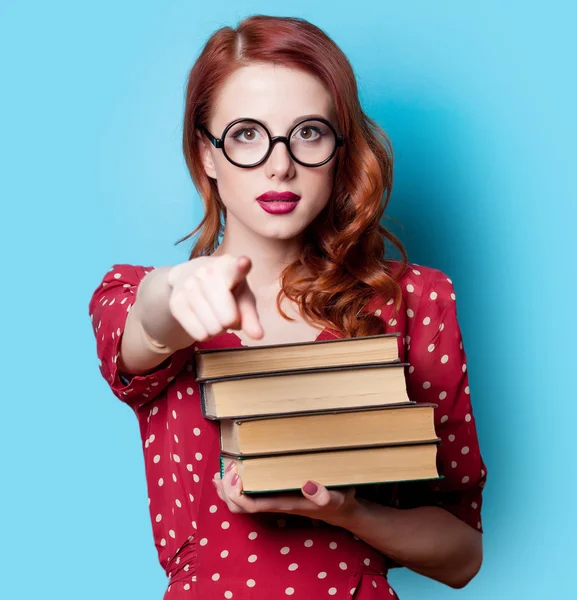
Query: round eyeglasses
[[201, 117, 344, 168]]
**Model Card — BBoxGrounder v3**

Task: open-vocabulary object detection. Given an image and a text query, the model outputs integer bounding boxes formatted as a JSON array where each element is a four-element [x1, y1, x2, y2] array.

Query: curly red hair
[[179, 15, 409, 338]]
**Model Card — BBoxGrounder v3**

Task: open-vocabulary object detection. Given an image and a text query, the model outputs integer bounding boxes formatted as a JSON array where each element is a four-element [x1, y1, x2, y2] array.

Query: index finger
[[221, 255, 252, 290]]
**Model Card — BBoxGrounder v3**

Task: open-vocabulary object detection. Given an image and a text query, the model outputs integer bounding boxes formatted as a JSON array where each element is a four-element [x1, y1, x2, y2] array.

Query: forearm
[[339, 499, 482, 589], [133, 266, 194, 350]]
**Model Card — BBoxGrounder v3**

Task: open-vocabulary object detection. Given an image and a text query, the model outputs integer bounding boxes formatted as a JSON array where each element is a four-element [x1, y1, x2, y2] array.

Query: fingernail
[[226, 461, 235, 473], [303, 481, 318, 495], [231, 473, 239, 486]]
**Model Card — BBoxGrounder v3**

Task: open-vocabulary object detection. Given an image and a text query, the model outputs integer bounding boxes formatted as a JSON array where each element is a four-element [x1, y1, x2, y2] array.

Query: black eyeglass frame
[[201, 117, 345, 168]]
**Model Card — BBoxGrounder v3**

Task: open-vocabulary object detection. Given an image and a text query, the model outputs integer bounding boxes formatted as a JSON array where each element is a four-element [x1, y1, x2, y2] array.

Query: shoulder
[[366, 261, 461, 342], [89, 263, 157, 317], [386, 260, 457, 308], [94, 264, 156, 288], [393, 262, 465, 356]]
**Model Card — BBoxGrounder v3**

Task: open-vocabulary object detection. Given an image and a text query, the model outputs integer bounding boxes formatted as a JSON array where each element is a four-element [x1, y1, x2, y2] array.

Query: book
[[220, 441, 441, 494], [194, 332, 401, 381], [219, 403, 437, 456], [201, 362, 410, 419]]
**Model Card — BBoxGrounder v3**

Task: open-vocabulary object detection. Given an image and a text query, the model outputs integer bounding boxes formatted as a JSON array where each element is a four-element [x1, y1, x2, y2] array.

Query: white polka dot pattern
[[403, 267, 487, 531], [89, 262, 484, 599]]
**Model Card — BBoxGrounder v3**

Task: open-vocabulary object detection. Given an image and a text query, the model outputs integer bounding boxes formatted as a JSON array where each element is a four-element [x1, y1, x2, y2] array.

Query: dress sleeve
[[401, 268, 487, 533], [88, 264, 191, 411]]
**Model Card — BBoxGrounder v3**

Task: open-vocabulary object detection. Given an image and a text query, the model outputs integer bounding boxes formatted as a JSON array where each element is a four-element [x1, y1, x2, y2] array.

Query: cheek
[[213, 161, 255, 203], [303, 165, 334, 204]]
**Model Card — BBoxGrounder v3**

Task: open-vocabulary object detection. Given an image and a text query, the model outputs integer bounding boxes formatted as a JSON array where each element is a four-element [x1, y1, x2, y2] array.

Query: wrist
[[136, 266, 193, 351], [337, 497, 395, 538]]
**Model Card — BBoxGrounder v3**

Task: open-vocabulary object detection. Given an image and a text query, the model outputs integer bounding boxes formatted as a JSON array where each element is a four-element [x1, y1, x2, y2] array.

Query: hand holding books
[[212, 461, 360, 528]]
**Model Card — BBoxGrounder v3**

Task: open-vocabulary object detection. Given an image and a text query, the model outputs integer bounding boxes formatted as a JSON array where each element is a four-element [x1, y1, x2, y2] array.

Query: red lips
[[256, 191, 301, 202]]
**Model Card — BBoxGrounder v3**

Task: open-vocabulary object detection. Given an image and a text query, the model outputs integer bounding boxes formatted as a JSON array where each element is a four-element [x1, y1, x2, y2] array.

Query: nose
[[264, 138, 295, 179]]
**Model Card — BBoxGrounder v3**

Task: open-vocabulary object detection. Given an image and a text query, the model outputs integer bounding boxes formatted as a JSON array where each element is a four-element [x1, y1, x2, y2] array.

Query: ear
[[196, 130, 217, 180]]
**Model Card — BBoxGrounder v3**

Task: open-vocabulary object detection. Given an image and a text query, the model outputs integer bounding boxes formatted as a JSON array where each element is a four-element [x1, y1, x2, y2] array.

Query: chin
[[259, 224, 308, 241]]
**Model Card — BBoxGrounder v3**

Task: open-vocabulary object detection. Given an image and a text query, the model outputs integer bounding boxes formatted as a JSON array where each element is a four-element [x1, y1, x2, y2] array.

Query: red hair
[[179, 15, 409, 337]]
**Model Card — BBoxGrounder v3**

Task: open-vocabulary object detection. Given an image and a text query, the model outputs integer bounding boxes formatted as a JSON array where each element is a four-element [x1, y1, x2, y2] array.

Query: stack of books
[[193, 333, 441, 494]]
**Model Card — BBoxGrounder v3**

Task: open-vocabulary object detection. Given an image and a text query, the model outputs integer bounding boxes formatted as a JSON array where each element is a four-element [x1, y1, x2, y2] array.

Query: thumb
[[301, 481, 332, 507]]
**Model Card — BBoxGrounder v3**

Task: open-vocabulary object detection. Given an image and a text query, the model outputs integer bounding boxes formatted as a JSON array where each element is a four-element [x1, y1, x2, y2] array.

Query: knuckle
[[222, 254, 238, 271], [195, 266, 208, 279], [183, 276, 197, 291]]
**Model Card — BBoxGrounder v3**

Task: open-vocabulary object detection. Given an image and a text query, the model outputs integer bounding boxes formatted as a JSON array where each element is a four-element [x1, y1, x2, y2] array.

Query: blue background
[[1, 1, 575, 598]]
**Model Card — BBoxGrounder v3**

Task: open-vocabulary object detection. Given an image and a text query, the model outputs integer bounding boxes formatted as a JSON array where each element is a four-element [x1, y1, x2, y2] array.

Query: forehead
[[211, 63, 334, 133]]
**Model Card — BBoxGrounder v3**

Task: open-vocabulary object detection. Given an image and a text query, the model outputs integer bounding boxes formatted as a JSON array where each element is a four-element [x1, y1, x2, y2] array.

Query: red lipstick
[[256, 191, 301, 202], [256, 191, 301, 214]]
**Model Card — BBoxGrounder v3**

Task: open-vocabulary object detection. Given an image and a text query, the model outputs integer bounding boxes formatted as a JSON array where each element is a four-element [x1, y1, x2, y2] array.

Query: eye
[[294, 125, 323, 141], [230, 128, 261, 143]]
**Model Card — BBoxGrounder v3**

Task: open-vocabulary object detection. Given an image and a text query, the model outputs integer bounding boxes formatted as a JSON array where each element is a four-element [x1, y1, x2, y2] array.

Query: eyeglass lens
[[223, 119, 337, 166]]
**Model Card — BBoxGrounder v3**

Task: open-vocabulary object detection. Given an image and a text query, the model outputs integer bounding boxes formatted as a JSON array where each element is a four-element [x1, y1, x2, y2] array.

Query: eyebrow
[[230, 114, 330, 129]]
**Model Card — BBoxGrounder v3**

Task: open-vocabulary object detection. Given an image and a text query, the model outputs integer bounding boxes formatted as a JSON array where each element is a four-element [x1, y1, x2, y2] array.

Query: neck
[[212, 222, 305, 297]]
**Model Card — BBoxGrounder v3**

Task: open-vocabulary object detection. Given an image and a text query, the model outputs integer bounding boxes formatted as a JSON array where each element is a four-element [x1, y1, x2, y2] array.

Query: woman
[[89, 15, 486, 599]]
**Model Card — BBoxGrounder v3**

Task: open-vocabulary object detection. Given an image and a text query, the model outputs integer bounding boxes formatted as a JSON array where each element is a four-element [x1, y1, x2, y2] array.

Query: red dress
[[89, 261, 486, 599]]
